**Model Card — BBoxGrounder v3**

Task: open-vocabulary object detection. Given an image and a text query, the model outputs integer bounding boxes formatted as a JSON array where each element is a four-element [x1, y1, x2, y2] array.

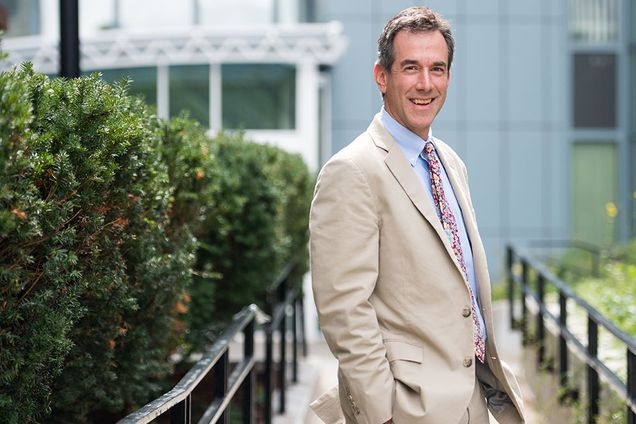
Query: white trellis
[[0, 22, 347, 73]]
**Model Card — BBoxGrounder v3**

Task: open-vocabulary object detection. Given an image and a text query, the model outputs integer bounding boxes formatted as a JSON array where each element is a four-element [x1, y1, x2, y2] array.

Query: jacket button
[[463, 357, 473, 367], [462, 307, 471, 317]]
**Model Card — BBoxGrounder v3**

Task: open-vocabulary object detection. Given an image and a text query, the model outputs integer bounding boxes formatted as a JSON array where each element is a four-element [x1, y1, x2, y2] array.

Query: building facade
[[317, 0, 634, 280], [0, 0, 345, 171]]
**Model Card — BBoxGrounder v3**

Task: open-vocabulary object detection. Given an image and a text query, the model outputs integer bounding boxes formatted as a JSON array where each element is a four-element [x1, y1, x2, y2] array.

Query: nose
[[415, 70, 433, 91]]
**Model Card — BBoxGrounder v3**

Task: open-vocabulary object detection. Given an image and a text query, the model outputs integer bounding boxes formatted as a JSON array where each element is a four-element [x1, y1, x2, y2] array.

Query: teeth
[[412, 98, 433, 105]]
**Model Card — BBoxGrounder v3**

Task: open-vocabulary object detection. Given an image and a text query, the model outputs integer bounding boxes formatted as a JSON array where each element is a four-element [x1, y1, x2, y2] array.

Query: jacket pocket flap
[[385, 341, 423, 363], [310, 386, 345, 424]]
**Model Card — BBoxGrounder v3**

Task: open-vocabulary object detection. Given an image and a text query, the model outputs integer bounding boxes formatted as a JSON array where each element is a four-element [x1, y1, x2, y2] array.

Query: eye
[[431, 66, 447, 74]]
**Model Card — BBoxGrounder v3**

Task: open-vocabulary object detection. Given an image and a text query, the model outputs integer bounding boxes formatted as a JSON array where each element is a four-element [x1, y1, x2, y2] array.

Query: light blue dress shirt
[[380, 107, 487, 341]]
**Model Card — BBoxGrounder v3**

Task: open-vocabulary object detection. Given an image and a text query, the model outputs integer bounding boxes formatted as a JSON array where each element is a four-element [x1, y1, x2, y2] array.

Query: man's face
[[374, 30, 450, 139]]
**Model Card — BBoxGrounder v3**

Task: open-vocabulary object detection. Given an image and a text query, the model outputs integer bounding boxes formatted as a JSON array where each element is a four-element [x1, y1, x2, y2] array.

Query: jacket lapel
[[367, 116, 465, 278]]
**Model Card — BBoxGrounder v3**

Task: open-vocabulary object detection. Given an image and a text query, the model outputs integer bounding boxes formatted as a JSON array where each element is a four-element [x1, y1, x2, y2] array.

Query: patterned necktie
[[423, 141, 486, 364]]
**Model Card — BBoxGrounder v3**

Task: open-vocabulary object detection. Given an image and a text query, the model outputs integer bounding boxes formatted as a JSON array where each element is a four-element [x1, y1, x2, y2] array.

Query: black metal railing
[[507, 244, 636, 424], [264, 259, 305, 424], [525, 239, 601, 277], [117, 304, 259, 424], [118, 262, 305, 424]]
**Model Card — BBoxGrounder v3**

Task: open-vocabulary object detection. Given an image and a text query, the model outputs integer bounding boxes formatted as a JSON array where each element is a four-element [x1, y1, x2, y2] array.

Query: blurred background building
[[0, 0, 634, 334], [316, 0, 634, 282], [0, 0, 346, 171]]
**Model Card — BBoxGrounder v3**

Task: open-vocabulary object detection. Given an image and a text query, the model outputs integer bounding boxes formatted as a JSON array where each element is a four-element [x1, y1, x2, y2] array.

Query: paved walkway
[[274, 301, 545, 424]]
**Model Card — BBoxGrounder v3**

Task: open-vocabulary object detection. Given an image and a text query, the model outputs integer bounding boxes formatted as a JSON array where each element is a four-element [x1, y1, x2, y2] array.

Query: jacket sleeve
[[309, 155, 394, 424]]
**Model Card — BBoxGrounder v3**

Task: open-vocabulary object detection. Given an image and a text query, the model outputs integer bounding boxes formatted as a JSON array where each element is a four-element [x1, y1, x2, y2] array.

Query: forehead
[[392, 30, 448, 63]]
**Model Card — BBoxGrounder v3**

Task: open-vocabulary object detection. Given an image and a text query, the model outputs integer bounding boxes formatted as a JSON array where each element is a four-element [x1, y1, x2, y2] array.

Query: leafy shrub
[[549, 240, 636, 335], [575, 263, 636, 335], [186, 133, 311, 351], [0, 65, 313, 422], [155, 115, 221, 352], [0, 66, 192, 423]]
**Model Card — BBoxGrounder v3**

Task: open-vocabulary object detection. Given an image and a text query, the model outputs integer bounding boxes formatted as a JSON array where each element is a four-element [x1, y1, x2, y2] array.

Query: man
[[309, 7, 525, 424]]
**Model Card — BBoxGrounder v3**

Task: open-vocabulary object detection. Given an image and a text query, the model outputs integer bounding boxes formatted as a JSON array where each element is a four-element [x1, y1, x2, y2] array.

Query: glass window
[[568, 0, 619, 43], [0, 0, 40, 37], [631, 0, 636, 42], [170, 65, 209, 127], [572, 142, 617, 245], [222, 64, 295, 130], [92, 67, 157, 106], [631, 53, 636, 133], [118, 0, 192, 30], [573, 53, 616, 128], [79, 0, 116, 36], [198, 0, 273, 25]]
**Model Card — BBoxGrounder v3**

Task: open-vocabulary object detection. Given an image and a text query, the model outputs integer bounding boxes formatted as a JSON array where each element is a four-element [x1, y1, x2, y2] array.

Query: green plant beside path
[[0, 65, 312, 423]]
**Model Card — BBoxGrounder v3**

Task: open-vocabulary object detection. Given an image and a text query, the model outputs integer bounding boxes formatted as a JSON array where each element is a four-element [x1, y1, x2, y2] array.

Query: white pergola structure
[[1, 22, 347, 171]]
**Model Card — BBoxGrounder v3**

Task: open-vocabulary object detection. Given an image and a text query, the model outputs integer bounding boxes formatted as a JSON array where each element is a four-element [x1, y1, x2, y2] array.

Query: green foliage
[[575, 263, 636, 335], [187, 132, 312, 351], [553, 248, 600, 283], [155, 115, 221, 351], [490, 281, 508, 301], [548, 241, 636, 336], [0, 65, 313, 422], [0, 66, 190, 423]]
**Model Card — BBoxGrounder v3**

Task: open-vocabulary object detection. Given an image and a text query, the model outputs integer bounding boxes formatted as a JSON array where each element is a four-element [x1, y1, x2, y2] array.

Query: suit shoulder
[[319, 131, 380, 176]]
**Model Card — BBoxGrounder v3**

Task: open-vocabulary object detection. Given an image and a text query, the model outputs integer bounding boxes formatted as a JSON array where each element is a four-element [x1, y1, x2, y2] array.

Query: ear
[[374, 63, 388, 95]]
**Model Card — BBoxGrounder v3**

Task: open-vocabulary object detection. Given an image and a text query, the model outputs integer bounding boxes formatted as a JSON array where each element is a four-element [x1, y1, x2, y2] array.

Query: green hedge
[[550, 241, 636, 336], [0, 65, 311, 422], [187, 133, 311, 350]]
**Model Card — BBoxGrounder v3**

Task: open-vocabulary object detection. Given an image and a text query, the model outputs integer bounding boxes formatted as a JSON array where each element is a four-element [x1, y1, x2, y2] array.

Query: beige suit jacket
[[309, 115, 525, 424]]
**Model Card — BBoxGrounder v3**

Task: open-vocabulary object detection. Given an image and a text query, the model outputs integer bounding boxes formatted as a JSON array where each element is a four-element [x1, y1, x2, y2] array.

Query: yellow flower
[[605, 202, 618, 218]]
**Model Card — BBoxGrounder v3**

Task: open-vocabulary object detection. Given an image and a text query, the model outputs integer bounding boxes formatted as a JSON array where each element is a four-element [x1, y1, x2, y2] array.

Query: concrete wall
[[317, 0, 570, 281]]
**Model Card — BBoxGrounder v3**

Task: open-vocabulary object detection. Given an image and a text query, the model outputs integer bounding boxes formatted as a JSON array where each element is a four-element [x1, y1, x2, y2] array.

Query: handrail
[[515, 252, 636, 348], [266, 259, 297, 298], [263, 257, 304, 424], [525, 239, 601, 276], [118, 258, 306, 424], [117, 304, 262, 424], [526, 239, 601, 256], [507, 245, 636, 423]]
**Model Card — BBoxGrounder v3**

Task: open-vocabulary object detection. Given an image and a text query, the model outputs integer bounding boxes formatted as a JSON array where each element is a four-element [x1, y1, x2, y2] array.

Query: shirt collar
[[380, 106, 433, 167]]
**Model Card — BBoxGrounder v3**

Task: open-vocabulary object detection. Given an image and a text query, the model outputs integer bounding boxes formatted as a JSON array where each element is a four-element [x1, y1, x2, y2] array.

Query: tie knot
[[424, 141, 435, 155]]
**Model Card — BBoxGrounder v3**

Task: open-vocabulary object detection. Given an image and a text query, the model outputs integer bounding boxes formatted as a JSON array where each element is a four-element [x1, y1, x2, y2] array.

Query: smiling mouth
[[411, 98, 433, 105]]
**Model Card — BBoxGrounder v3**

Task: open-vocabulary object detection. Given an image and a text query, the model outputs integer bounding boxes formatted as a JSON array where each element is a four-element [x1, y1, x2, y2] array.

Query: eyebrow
[[398, 59, 448, 69]]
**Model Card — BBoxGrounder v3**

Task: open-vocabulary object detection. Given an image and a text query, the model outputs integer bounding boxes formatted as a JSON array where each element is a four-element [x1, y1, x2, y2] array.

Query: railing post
[[293, 297, 299, 383], [265, 326, 273, 424], [559, 289, 569, 396], [60, 0, 80, 78], [214, 351, 229, 424], [300, 287, 308, 357], [587, 317, 599, 423], [243, 317, 255, 424], [628, 348, 636, 424], [536, 273, 546, 369], [279, 304, 288, 414], [521, 259, 529, 346], [507, 245, 515, 330], [170, 395, 191, 424]]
